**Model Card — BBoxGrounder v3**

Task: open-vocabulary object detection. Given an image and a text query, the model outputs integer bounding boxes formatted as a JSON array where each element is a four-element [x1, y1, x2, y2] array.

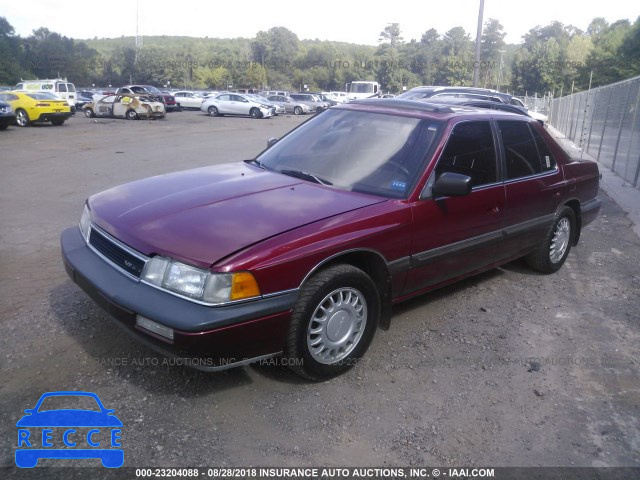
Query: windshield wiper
[[280, 169, 333, 186]]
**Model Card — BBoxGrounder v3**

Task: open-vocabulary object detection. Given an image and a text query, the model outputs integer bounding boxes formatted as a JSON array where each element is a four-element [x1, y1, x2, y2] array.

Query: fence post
[[623, 85, 640, 185], [566, 82, 575, 135], [611, 82, 634, 171], [586, 88, 599, 154], [597, 88, 615, 161], [580, 72, 593, 153], [571, 94, 583, 142]]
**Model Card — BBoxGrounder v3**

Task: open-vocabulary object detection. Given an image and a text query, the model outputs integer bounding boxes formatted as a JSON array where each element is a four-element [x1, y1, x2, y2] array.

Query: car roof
[[400, 86, 514, 102], [339, 98, 532, 122]]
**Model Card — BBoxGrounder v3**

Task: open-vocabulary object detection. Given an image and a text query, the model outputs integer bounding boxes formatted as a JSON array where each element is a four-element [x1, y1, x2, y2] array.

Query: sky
[[1, 0, 638, 45]]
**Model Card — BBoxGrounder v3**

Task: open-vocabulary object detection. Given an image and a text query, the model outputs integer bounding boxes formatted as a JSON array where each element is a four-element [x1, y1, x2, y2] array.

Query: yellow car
[[0, 91, 72, 127]]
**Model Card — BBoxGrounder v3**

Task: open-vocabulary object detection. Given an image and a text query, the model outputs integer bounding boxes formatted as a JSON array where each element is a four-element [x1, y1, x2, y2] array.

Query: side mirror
[[432, 172, 472, 197], [267, 137, 279, 148]]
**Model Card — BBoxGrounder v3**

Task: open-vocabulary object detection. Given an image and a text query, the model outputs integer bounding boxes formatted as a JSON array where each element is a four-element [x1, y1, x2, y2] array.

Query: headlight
[[79, 204, 91, 242], [142, 256, 260, 305]]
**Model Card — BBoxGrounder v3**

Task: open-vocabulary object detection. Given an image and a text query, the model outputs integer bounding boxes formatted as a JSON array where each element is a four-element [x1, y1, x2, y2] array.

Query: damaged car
[[83, 94, 165, 120], [61, 99, 601, 381]]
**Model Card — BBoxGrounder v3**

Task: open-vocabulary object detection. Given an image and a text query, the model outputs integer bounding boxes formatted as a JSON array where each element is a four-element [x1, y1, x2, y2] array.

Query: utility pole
[[473, 0, 485, 87]]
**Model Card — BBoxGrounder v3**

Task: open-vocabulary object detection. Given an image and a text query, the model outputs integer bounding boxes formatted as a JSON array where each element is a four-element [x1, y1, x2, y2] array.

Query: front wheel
[[126, 109, 138, 120], [293, 106, 302, 115], [15, 109, 30, 127], [250, 107, 262, 119], [526, 206, 576, 273], [84, 108, 95, 118], [285, 264, 379, 381]]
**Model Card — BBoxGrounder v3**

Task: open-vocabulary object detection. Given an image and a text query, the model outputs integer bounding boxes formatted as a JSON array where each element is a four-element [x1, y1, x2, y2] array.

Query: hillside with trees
[[1, 15, 638, 96]]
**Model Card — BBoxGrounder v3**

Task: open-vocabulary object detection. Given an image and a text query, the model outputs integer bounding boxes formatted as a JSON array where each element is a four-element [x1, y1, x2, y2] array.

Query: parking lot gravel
[[1, 111, 639, 476]]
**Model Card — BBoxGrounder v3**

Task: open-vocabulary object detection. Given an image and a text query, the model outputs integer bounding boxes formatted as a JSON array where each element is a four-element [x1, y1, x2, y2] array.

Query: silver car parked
[[200, 93, 273, 119], [288, 93, 331, 113], [266, 95, 313, 115]]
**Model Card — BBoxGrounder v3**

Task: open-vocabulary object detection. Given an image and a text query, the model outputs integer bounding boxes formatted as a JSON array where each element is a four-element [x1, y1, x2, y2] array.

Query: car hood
[[16, 411, 123, 427], [89, 162, 386, 268]]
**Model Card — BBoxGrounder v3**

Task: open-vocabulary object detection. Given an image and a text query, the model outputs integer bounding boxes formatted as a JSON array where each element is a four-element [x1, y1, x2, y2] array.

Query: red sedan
[[61, 99, 601, 380]]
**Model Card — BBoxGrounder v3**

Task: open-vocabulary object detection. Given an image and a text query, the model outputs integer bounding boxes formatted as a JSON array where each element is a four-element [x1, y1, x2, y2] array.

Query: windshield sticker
[[390, 180, 407, 191]]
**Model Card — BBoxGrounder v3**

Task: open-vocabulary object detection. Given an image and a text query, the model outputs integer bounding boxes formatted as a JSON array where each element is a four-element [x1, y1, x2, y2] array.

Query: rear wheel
[[526, 206, 575, 273], [126, 109, 138, 120], [293, 106, 303, 115], [0, 124, 8, 130], [207, 105, 218, 117], [285, 264, 379, 381], [51, 119, 65, 126], [16, 109, 30, 127], [250, 107, 262, 119]]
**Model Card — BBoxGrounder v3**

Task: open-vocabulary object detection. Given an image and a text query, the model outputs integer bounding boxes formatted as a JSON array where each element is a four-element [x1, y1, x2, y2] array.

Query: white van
[[13, 79, 77, 111]]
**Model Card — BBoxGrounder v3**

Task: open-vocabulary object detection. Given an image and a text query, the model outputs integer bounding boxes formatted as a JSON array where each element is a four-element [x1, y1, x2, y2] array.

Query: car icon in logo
[[15, 391, 123, 468]]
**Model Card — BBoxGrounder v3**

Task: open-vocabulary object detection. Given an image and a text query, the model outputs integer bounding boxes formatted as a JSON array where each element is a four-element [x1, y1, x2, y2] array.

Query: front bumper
[[61, 227, 295, 370], [0, 114, 15, 126]]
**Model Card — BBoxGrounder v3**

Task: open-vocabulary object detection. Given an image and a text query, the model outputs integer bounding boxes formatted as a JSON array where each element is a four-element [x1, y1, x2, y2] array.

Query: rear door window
[[498, 121, 547, 179]]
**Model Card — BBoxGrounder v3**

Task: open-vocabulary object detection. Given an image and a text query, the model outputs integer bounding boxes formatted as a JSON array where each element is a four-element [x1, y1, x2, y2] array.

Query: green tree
[[0, 17, 29, 84], [481, 19, 507, 88]]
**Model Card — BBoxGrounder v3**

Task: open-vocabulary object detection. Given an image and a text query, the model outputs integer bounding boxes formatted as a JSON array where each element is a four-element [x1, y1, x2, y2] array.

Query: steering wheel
[[385, 160, 411, 178]]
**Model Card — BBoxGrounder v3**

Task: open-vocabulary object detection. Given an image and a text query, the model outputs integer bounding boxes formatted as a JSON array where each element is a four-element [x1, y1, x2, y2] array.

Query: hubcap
[[307, 288, 367, 364], [550, 217, 570, 263], [17, 111, 27, 126]]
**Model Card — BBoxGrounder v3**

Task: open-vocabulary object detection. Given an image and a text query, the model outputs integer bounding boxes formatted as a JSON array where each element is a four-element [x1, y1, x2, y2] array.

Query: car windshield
[[350, 83, 375, 94], [37, 395, 101, 412], [397, 90, 434, 100], [256, 109, 442, 198], [143, 86, 162, 94]]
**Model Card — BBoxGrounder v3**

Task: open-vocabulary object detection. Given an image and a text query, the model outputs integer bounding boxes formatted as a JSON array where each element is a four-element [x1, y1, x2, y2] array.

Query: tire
[[0, 124, 8, 130], [207, 105, 218, 117], [51, 119, 65, 126], [250, 107, 262, 119], [526, 206, 576, 274], [84, 108, 95, 118], [293, 106, 303, 115], [285, 264, 380, 381], [15, 109, 30, 127], [126, 109, 138, 120]]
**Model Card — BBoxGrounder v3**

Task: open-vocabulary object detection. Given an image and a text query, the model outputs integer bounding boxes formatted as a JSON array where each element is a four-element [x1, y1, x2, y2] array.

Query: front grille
[[89, 228, 146, 278]]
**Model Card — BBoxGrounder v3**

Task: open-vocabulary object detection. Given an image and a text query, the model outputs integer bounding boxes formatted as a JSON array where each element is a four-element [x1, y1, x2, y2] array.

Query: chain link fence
[[516, 93, 553, 117], [549, 75, 640, 190]]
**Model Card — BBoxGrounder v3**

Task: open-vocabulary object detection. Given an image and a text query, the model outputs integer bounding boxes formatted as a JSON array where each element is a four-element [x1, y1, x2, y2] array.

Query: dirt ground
[[1, 112, 638, 477]]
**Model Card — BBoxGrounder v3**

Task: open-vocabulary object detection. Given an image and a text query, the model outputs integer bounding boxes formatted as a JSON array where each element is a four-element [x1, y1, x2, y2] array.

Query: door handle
[[489, 206, 500, 214]]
